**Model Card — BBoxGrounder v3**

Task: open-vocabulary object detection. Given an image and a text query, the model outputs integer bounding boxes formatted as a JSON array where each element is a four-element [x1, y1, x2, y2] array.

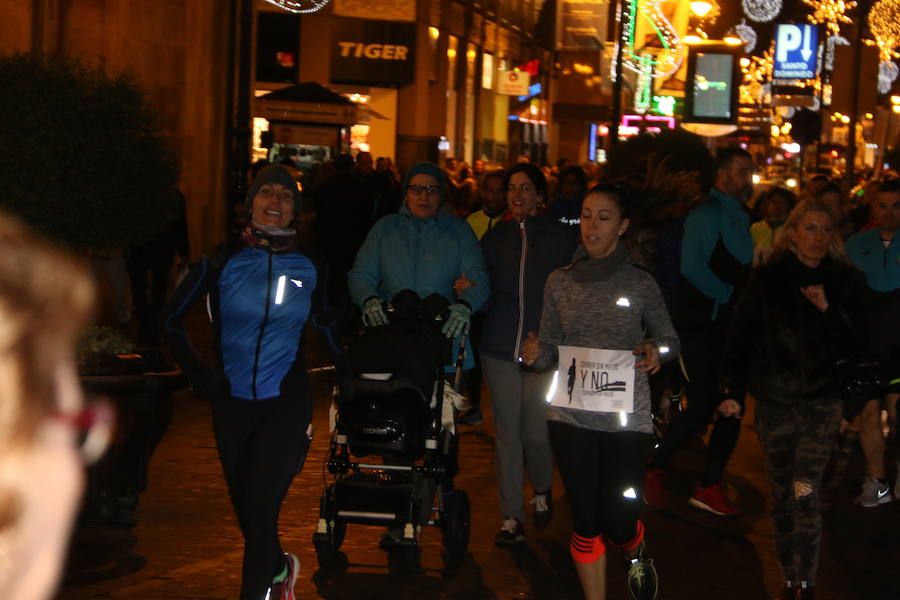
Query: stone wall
[[2, 0, 232, 256]]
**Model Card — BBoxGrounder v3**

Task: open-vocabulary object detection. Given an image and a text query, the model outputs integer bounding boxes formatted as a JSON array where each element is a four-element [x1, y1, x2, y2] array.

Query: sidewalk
[[58, 322, 900, 599]]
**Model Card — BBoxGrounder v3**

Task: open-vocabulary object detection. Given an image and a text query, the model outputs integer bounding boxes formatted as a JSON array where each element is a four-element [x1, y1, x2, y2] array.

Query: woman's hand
[[519, 331, 540, 366], [453, 272, 475, 296], [718, 398, 742, 418], [633, 340, 661, 374], [800, 284, 829, 312]]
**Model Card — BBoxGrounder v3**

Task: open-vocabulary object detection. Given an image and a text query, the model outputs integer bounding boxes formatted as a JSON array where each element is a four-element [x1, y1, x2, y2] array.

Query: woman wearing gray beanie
[[163, 164, 339, 600]]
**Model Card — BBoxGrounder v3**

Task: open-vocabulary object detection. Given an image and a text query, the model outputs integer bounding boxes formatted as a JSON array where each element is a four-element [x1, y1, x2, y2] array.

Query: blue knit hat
[[401, 162, 448, 204]]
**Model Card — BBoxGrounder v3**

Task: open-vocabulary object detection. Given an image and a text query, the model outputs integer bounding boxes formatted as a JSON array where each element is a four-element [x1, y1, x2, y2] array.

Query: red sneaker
[[643, 468, 667, 508], [269, 553, 300, 600], [689, 483, 739, 517]]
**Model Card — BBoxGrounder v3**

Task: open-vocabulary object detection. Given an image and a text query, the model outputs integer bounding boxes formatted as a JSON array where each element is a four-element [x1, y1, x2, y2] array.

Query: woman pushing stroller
[[522, 183, 680, 600]]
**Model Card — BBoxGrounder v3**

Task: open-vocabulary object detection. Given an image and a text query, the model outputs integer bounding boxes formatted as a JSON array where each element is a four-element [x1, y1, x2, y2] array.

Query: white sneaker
[[857, 477, 892, 508]]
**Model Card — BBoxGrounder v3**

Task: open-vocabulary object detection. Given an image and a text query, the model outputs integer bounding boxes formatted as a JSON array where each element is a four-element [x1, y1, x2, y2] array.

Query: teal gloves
[[362, 297, 387, 327], [441, 303, 471, 339]]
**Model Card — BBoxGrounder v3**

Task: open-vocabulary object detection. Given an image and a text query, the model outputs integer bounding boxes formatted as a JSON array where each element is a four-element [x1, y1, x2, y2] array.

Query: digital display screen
[[692, 53, 733, 120]]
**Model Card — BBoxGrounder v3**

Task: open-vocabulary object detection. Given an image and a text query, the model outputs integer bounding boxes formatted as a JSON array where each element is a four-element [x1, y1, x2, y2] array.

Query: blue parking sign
[[774, 24, 818, 80]]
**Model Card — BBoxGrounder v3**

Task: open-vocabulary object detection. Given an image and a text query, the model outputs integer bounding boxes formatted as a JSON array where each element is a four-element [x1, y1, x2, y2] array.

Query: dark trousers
[[213, 394, 311, 600], [549, 421, 649, 544], [650, 325, 741, 486], [756, 398, 841, 585]]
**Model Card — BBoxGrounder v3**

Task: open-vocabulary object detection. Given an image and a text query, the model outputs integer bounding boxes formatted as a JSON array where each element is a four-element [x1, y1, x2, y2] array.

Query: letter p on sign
[[776, 25, 801, 63]]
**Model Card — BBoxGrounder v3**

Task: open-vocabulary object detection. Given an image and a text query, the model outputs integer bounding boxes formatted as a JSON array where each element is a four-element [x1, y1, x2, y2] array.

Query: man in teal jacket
[[646, 147, 754, 517], [348, 161, 490, 371], [845, 178, 900, 508]]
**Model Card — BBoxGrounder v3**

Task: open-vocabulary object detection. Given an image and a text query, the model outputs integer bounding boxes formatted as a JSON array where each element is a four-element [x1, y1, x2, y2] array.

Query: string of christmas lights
[[621, 0, 684, 78], [804, 0, 855, 37], [868, 0, 900, 61], [263, 0, 331, 14]]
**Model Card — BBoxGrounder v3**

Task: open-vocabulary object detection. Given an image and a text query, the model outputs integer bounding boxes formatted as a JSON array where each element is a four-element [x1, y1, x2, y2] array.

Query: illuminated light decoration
[[634, 54, 654, 113], [825, 35, 850, 71], [878, 60, 899, 94], [621, 114, 676, 129], [804, 0, 855, 37], [622, 487, 638, 499], [263, 0, 331, 14], [735, 19, 758, 53], [742, 0, 782, 23], [869, 0, 900, 61], [652, 95, 677, 116], [621, 0, 684, 78]]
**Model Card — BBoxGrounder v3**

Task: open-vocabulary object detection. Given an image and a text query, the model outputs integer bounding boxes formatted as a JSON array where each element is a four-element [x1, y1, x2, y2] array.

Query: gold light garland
[[868, 0, 900, 60], [804, 0, 855, 36]]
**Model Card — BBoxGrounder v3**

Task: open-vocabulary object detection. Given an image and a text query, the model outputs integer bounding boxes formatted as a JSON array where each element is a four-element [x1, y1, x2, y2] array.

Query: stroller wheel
[[314, 518, 346, 569], [441, 489, 470, 567]]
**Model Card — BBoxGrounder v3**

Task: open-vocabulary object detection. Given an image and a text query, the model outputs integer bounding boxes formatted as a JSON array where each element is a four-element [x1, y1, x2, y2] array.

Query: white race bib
[[551, 346, 635, 413]]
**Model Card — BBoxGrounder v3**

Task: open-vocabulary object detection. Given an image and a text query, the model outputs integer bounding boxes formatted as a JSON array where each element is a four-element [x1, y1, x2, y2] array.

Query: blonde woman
[[719, 199, 869, 599], [0, 213, 105, 600]]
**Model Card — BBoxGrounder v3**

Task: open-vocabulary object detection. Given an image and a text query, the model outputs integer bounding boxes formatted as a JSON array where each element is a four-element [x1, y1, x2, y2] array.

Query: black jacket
[[480, 213, 578, 362], [721, 252, 869, 406]]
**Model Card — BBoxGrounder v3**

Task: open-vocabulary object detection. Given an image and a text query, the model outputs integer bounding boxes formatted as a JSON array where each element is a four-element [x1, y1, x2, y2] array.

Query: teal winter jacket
[[348, 205, 490, 369]]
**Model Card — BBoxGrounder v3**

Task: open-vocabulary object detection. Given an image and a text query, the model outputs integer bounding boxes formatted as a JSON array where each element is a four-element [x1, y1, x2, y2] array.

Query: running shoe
[[268, 553, 300, 600], [495, 518, 525, 546], [856, 477, 892, 508], [625, 553, 659, 600], [531, 489, 553, 528], [780, 582, 799, 599], [643, 468, 666, 508], [689, 483, 739, 517], [797, 580, 815, 599]]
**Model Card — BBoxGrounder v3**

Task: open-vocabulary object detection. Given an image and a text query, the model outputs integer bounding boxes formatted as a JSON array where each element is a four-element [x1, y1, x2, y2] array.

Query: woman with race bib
[[521, 183, 679, 600]]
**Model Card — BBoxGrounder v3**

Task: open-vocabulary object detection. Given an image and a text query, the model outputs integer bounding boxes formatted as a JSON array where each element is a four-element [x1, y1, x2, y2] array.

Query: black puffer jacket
[[480, 213, 578, 362], [721, 252, 869, 406]]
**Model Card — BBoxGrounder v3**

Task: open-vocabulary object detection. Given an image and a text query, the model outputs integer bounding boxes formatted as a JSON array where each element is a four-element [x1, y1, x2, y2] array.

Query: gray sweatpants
[[482, 354, 554, 522]]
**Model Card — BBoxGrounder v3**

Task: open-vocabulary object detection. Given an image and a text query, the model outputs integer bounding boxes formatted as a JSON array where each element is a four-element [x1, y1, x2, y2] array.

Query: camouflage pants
[[756, 398, 842, 585]]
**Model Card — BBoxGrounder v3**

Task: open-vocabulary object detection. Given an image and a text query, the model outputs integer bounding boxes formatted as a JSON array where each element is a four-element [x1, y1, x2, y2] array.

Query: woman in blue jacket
[[348, 161, 490, 367], [163, 165, 339, 600]]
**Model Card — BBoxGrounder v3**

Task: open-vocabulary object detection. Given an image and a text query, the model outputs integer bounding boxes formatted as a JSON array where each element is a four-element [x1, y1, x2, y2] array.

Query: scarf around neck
[[241, 222, 297, 253]]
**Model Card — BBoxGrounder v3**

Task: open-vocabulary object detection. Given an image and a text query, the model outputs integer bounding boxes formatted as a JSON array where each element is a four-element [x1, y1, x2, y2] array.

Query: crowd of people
[[2, 141, 897, 600]]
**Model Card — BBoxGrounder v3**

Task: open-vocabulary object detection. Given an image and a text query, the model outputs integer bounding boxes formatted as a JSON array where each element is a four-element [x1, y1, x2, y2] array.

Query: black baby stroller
[[313, 292, 471, 571]]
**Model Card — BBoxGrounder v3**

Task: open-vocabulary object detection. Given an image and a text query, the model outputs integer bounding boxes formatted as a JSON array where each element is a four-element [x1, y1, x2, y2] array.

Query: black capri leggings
[[548, 421, 649, 544]]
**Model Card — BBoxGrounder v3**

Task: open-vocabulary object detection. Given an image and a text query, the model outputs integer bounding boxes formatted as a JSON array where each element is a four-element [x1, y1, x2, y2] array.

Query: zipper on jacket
[[251, 252, 274, 400], [513, 219, 528, 361]]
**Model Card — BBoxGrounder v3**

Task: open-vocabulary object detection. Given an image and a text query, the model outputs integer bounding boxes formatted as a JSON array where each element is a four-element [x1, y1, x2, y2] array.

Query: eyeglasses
[[52, 399, 115, 465], [407, 184, 440, 197], [508, 183, 535, 193]]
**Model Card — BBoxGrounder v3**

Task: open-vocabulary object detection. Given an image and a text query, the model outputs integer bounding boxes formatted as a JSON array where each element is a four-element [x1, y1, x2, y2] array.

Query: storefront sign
[[774, 23, 818, 80], [255, 99, 357, 124], [556, 0, 609, 51], [497, 70, 531, 96], [271, 123, 338, 146], [330, 18, 416, 88]]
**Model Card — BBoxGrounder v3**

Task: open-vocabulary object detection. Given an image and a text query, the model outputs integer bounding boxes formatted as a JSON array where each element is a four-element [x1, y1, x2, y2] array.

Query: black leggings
[[650, 326, 741, 486], [213, 394, 311, 600], [548, 421, 649, 544]]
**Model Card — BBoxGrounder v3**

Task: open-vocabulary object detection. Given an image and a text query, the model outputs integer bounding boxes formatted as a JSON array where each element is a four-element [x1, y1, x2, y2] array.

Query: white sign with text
[[552, 346, 634, 413]]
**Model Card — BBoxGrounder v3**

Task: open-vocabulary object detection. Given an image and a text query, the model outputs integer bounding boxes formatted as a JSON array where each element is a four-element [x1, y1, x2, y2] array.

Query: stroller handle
[[452, 325, 469, 393]]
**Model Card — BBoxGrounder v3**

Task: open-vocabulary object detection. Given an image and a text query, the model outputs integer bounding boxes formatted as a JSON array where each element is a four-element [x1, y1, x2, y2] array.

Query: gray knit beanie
[[246, 164, 301, 215]]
